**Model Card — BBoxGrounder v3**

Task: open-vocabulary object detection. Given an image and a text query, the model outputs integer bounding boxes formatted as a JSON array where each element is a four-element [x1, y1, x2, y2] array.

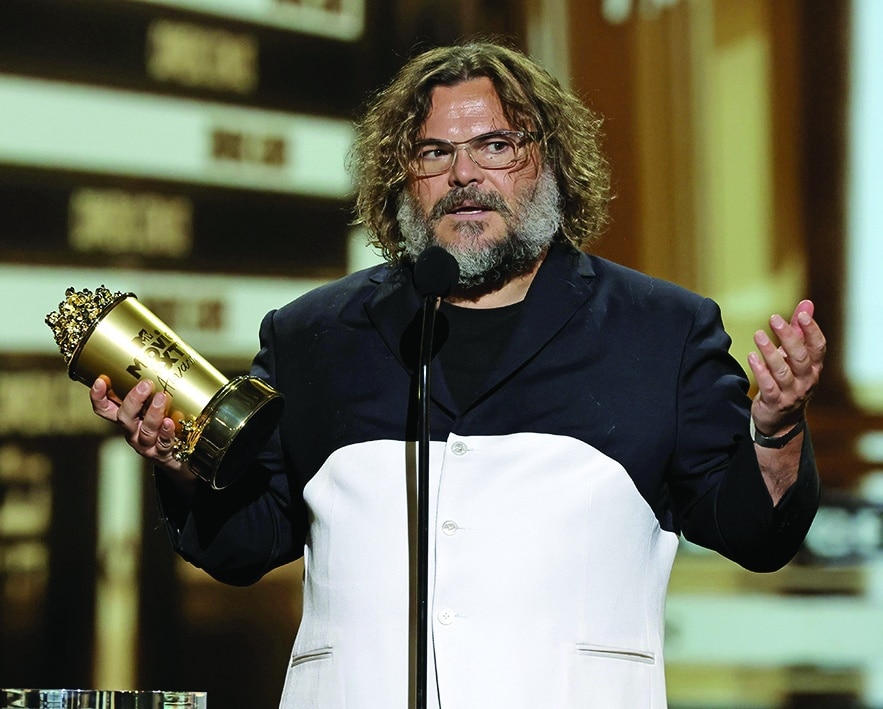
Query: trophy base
[[186, 375, 284, 490]]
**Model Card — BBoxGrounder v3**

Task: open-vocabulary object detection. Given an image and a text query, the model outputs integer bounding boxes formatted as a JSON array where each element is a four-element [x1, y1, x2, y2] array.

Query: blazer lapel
[[362, 243, 596, 417], [364, 265, 459, 416]]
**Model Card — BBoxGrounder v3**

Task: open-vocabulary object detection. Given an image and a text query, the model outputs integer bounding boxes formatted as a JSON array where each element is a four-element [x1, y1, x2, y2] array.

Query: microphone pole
[[412, 246, 458, 709]]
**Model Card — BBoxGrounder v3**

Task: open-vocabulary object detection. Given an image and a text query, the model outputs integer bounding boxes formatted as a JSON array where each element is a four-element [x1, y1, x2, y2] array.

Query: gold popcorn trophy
[[46, 286, 283, 490]]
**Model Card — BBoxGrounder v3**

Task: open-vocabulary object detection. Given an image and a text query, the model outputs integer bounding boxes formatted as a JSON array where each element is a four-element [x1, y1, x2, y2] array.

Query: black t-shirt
[[438, 299, 525, 411]]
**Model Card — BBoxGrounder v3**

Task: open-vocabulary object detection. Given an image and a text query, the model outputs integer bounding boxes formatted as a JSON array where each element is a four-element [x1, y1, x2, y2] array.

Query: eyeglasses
[[409, 130, 535, 177]]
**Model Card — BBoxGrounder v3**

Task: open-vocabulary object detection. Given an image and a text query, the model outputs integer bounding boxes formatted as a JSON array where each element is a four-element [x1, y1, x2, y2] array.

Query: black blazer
[[158, 242, 820, 584]]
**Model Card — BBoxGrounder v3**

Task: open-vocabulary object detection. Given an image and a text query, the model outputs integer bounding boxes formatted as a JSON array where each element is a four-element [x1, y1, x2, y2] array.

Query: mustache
[[428, 185, 513, 221]]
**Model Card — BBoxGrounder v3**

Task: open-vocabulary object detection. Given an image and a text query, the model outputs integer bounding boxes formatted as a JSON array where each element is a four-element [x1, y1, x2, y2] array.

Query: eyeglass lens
[[412, 131, 528, 176]]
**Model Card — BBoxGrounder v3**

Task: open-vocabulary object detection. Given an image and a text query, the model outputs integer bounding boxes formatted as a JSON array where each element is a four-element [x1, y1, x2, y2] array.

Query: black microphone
[[413, 245, 459, 298], [411, 245, 457, 709]]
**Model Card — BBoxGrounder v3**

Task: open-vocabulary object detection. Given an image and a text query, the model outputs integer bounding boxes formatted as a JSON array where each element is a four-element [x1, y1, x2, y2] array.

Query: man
[[90, 42, 824, 708]]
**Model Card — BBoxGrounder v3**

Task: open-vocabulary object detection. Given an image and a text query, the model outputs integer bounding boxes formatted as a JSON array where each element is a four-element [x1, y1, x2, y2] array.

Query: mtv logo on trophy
[[46, 286, 283, 489]]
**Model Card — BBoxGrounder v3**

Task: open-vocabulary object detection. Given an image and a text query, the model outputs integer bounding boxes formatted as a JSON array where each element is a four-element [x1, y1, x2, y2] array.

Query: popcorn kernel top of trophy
[[46, 285, 123, 362], [46, 286, 284, 490]]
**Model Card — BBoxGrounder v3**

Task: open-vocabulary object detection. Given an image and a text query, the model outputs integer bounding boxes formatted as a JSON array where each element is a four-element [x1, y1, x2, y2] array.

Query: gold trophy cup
[[46, 286, 283, 489]]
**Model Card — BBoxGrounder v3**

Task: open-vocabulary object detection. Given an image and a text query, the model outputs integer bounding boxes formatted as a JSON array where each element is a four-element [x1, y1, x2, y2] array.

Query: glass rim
[[409, 129, 536, 177], [0, 689, 207, 709]]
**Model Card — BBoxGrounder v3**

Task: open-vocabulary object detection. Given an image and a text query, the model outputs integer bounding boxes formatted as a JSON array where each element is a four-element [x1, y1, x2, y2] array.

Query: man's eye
[[479, 138, 515, 155], [418, 146, 450, 160]]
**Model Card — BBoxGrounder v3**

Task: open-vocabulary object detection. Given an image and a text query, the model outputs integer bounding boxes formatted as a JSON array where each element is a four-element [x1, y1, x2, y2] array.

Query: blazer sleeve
[[154, 308, 307, 586], [669, 297, 820, 572]]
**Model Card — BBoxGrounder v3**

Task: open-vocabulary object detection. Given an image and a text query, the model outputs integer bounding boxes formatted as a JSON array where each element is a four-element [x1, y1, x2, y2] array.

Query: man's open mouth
[[448, 202, 490, 215]]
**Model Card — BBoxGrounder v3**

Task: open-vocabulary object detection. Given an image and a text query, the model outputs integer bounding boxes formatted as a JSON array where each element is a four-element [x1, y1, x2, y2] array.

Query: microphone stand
[[410, 245, 457, 709], [415, 292, 437, 709]]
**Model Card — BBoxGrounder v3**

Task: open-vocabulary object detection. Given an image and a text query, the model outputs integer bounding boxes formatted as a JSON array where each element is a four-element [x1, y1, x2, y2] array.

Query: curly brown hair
[[348, 41, 611, 264]]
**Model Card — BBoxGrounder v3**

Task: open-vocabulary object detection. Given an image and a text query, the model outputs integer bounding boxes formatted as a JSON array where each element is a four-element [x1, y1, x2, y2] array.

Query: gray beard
[[396, 168, 563, 290]]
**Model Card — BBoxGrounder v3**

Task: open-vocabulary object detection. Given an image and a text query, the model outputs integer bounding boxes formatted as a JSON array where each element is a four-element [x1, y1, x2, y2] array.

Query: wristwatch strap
[[750, 417, 806, 449]]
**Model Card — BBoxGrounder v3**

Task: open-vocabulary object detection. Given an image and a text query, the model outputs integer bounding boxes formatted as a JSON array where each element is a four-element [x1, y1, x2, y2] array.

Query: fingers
[[748, 330, 795, 413], [89, 376, 184, 472], [136, 390, 170, 447], [748, 299, 827, 433], [130, 389, 180, 466], [148, 412, 181, 466], [793, 300, 826, 367], [789, 298, 813, 324], [90, 375, 119, 422], [771, 313, 811, 377], [154, 419, 177, 455], [116, 379, 155, 432]]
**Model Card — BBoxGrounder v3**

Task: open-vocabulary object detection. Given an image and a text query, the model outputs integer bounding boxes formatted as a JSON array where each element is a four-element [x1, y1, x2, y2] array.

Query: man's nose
[[448, 146, 485, 187]]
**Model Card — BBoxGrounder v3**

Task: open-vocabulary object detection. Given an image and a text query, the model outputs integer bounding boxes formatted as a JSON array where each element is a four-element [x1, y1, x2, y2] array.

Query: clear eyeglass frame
[[409, 130, 536, 177]]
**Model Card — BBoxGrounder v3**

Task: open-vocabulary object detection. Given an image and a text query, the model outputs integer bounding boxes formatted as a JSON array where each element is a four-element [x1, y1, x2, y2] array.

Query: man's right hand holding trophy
[[46, 285, 283, 490]]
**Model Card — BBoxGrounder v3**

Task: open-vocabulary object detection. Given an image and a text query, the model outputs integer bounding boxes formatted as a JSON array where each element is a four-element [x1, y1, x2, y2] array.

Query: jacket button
[[437, 609, 455, 625]]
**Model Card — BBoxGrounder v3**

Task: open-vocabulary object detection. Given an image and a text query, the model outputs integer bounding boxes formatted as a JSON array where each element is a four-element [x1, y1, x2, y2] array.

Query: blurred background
[[0, 0, 881, 706]]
